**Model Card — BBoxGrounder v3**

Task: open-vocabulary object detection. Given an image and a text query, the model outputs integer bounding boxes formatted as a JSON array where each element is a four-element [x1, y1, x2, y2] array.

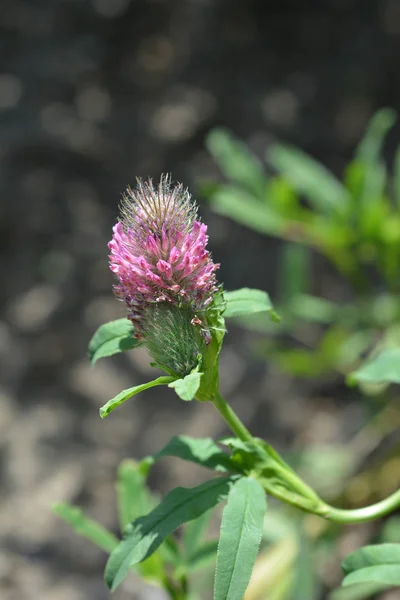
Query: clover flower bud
[[108, 175, 219, 376]]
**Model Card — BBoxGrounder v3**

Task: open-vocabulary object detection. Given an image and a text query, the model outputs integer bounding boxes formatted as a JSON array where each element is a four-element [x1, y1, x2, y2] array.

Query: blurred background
[[2, 1, 400, 599]]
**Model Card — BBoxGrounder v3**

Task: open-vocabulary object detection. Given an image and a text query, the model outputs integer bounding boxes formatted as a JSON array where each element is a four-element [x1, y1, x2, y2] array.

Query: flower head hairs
[[108, 175, 220, 376]]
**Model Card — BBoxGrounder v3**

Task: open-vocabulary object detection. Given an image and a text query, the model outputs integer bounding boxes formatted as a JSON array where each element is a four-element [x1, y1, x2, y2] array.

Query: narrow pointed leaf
[[209, 186, 285, 237], [168, 372, 202, 401], [99, 376, 176, 418], [355, 108, 396, 167], [154, 435, 235, 472], [105, 476, 234, 591], [53, 503, 118, 553], [206, 128, 267, 198], [188, 540, 219, 573], [116, 460, 154, 532], [88, 319, 141, 365], [214, 477, 267, 600], [267, 144, 350, 215], [184, 510, 214, 557], [224, 288, 273, 318]]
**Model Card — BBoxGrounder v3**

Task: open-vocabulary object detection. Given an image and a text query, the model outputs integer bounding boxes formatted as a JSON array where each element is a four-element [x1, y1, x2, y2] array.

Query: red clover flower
[[108, 175, 220, 376]]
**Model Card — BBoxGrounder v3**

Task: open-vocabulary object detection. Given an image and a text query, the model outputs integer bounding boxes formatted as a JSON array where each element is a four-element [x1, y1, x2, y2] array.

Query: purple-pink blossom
[[108, 176, 219, 340]]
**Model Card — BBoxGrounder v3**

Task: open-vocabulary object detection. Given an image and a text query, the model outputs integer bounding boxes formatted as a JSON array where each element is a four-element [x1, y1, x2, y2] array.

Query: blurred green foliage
[[202, 109, 400, 382], [200, 110, 400, 599]]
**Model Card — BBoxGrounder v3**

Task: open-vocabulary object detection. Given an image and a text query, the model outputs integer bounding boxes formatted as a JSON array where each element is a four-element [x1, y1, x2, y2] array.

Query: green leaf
[[355, 108, 396, 167], [168, 371, 202, 401], [267, 144, 350, 215], [105, 476, 235, 591], [286, 293, 339, 324], [206, 128, 267, 198], [279, 244, 311, 302], [209, 185, 285, 237], [343, 566, 400, 587], [154, 435, 235, 472], [394, 145, 400, 208], [184, 510, 214, 557], [214, 477, 267, 600], [342, 543, 400, 575], [88, 319, 141, 365], [223, 288, 274, 319], [330, 581, 392, 600], [342, 543, 400, 589], [188, 539, 219, 573], [116, 460, 168, 581], [116, 460, 154, 532], [348, 349, 400, 385], [99, 376, 176, 418], [53, 503, 118, 553]]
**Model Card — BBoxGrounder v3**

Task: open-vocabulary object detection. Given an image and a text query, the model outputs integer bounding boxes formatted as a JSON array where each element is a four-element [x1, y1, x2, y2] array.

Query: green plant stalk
[[213, 391, 253, 443], [212, 391, 400, 524]]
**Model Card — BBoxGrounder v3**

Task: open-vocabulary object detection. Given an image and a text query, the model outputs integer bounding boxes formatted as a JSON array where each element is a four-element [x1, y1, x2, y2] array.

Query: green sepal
[[168, 364, 203, 401], [196, 291, 226, 401]]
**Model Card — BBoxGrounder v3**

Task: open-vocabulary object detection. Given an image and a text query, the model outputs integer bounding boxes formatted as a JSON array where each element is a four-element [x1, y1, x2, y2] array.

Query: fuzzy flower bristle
[[108, 176, 219, 370]]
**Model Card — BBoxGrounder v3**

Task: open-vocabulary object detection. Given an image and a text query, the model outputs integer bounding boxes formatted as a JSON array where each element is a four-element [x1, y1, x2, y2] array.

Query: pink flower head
[[108, 175, 220, 344]]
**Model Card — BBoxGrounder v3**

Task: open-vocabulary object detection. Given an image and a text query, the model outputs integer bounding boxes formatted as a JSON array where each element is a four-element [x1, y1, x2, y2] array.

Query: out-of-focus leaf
[[330, 581, 392, 600], [279, 244, 311, 302], [354, 109, 395, 208], [53, 503, 117, 553], [348, 348, 400, 385], [224, 288, 274, 319], [291, 524, 319, 600], [99, 376, 176, 418], [342, 544, 400, 588], [394, 145, 400, 208], [184, 509, 214, 557], [355, 108, 396, 167], [206, 128, 267, 198], [187, 540, 219, 573], [380, 516, 400, 543], [209, 185, 285, 237], [88, 319, 142, 365], [116, 460, 153, 531], [244, 537, 297, 600], [342, 544, 400, 575], [286, 294, 338, 324], [267, 144, 351, 215]]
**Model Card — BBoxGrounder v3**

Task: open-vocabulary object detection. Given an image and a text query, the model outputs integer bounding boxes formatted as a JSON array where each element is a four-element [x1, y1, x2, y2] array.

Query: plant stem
[[213, 391, 253, 443], [323, 489, 400, 524], [212, 391, 400, 524]]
